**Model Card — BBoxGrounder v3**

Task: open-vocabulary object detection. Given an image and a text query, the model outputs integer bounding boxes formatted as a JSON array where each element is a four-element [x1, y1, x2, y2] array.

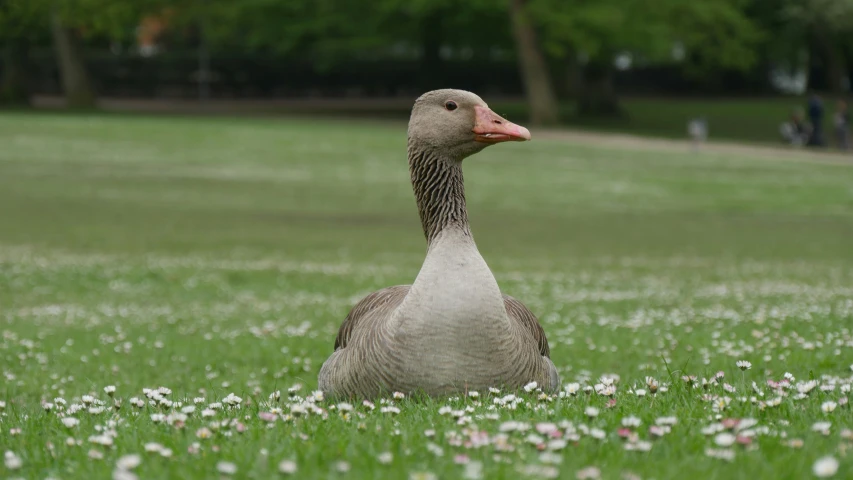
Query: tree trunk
[[578, 60, 622, 117], [508, 0, 558, 125], [811, 28, 847, 94], [0, 39, 31, 106], [50, 12, 95, 108], [824, 45, 846, 94]]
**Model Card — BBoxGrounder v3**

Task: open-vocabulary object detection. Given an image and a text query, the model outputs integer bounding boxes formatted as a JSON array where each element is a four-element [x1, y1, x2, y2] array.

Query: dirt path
[[535, 129, 853, 166]]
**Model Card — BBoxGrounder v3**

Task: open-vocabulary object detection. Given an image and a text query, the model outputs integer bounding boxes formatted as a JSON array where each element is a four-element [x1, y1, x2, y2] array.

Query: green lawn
[[1, 112, 852, 480], [556, 97, 805, 144], [268, 95, 832, 145], [489, 97, 805, 145]]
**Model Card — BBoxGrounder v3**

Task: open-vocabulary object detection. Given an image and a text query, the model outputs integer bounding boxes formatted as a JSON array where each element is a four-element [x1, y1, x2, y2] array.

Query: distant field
[[496, 97, 835, 145], [32, 94, 832, 146], [559, 97, 802, 143], [1, 112, 852, 479]]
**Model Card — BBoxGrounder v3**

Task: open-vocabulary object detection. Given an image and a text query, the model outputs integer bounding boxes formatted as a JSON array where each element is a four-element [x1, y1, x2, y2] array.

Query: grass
[[561, 97, 807, 144], [233, 95, 838, 145], [492, 97, 808, 145], [42, 94, 833, 145], [1, 111, 852, 479]]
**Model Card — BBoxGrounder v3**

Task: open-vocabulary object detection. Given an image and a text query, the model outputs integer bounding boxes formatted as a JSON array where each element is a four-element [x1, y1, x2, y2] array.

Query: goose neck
[[407, 143, 471, 245]]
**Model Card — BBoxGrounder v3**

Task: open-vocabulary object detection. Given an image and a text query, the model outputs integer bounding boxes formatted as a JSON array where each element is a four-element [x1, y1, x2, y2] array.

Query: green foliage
[[669, 0, 763, 72], [529, 0, 762, 72], [773, 0, 853, 90], [781, 0, 853, 32], [0, 0, 48, 40], [1, 0, 169, 42], [192, 0, 513, 64], [195, 0, 366, 56]]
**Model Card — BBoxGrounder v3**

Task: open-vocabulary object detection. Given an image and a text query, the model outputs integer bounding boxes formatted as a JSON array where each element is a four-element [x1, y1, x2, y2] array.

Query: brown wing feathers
[[503, 294, 551, 358], [333, 285, 410, 350], [333, 287, 550, 360]]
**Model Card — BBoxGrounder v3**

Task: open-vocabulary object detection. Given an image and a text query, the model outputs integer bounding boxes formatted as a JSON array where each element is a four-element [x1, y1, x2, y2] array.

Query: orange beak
[[472, 105, 531, 143]]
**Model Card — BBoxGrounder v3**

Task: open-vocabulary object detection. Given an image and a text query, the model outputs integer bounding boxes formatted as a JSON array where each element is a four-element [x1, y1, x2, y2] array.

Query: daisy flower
[[622, 416, 642, 428], [62, 417, 80, 428], [279, 460, 297, 474], [813, 456, 839, 478], [116, 454, 141, 471], [216, 461, 237, 475], [4, 451, 23, 470], [736, 360, 752, 371], [714, 433, 736, 447]]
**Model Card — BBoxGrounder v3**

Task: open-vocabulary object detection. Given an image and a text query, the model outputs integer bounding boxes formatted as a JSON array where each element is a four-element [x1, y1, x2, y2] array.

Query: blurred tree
[[55, 0, 170, 107], [0, 0, 783, 111], [780, 0, 853, 93], [509, 0, 559, 124], [189, 0, 517, 92], [50, 9, 97, 108], [0, 0, 45, 105], [1, 0, 164, 107], [529, 0, 761, 116]]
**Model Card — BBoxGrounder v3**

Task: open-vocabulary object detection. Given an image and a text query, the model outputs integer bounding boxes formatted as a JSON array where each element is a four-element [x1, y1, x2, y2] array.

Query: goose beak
[[472, 105, 531, 143]]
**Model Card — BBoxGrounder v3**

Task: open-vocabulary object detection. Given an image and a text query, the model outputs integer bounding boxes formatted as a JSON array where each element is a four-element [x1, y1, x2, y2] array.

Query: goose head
[[407, 89, 531, 160]]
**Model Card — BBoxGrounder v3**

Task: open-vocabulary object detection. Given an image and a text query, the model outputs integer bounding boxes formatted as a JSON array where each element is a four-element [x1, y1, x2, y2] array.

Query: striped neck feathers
[[407, 141, 471, 245]]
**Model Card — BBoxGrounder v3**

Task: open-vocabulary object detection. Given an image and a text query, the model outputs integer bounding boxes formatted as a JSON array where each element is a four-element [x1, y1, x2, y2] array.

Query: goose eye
[[445, 101, 457, 111]]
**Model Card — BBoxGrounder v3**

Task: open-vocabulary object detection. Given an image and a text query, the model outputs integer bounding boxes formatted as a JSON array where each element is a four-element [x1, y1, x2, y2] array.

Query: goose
[[318, 89, 559, 398]]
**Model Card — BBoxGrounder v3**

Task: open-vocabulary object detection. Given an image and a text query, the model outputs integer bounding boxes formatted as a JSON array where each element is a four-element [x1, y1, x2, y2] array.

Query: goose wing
[[503, 294, 551, 358], [333, 285, 410, 350], [332, 288, 550, 356]]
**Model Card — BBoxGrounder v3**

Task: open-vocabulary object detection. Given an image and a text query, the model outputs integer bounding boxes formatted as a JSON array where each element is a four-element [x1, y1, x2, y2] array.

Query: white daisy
[[714, 433, 736, 447], [279, 460, 297, 474], [216, 461, 237, 475], [621, 416, 642, 428], [4, 451, 23, 470], [813, 456, 839, 477], [62, 417, 80, 428], [116, 454, 141, 471]]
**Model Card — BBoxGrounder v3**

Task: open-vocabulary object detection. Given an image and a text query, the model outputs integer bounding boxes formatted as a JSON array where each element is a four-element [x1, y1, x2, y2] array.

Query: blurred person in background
[[806, 92, 825, 147], [688, 117, 707, 152], [833, 100, 850, 150], [780, 108, 810, 146]]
